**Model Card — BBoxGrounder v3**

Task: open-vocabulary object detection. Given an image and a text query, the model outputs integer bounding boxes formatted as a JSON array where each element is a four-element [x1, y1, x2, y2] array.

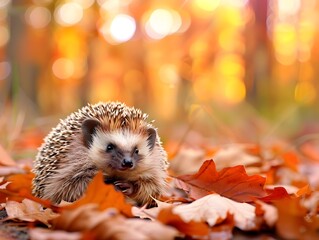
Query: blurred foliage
[[0, 0, 319, 144]]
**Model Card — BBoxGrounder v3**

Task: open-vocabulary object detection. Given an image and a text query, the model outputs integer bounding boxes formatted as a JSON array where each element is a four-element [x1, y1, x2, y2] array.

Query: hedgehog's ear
[[82, 119, 101, 148], [147, 127, 157, 150]]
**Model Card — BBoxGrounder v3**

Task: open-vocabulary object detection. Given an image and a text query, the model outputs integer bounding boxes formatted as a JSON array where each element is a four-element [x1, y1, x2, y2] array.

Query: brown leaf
[[53, 204, 178, 240], [63, 172, 133, 217], [175, 160, 267, 202], [5, 199, 59, 226]]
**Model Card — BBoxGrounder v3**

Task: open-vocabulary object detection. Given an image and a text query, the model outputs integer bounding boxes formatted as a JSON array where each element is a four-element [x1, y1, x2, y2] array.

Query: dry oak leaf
[[172, 193, 257, 231], [63, 172, 132, 217], [53, 204, 179, 240], [175, 160, 266, 202], [5, 199, 59, 226]]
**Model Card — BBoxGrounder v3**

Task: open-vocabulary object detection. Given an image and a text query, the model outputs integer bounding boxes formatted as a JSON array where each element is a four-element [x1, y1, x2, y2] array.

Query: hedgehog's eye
[[134, 147, 139, 155], [106, 144, 115, 152]]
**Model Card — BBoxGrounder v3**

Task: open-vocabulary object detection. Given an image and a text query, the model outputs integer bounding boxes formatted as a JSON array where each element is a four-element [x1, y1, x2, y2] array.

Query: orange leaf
[[157, 207, 209, 236], [274, 197, 319, 239], [5, 172, 34, 194], [281, 151, 299, 171], [64, 172, 133, 217], [175, 160, 267, 202], [0, 171, 56, 210]]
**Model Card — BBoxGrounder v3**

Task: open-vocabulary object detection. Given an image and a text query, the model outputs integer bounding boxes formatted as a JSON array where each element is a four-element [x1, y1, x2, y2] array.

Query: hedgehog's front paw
[[114, 181, 134, 196]]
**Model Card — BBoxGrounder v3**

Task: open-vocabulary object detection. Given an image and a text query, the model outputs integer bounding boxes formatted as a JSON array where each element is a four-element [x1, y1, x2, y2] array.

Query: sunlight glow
[[224, 78, 246, 104], [52, 58, 75, 79], [109, 14, 136, 43], [54, 3, 83, 26], [145, 9, 182, 39], [72, 0, 95, 9], [278, 0, 300, 16], [192, 0, 220, 12]]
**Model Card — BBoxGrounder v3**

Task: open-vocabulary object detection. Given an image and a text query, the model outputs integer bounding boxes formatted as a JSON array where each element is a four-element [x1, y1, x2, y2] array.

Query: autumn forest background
[[2, 0, 319, 147], [1, 0, 319, 239]]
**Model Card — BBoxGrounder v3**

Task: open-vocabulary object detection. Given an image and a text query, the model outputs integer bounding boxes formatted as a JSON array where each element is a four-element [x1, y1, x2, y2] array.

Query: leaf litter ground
[[1, 128, 319, 239]]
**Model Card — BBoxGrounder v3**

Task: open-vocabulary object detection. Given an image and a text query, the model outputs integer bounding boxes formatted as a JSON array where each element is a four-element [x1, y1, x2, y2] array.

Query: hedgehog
[[32, 102, 168, 206]]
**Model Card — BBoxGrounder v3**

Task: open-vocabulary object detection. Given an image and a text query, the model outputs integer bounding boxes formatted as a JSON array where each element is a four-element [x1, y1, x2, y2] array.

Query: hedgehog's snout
[[121, 158, 134, 169]]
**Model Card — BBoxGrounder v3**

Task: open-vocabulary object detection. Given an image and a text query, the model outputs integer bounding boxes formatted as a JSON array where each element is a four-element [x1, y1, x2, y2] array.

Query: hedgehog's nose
[[121, 158, 133, 169]]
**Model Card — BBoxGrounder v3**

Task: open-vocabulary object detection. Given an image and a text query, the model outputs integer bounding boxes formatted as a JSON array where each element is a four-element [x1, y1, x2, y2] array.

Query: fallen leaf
[[274, 197, 319, 239], [5, 199, 59, 226], [0, 165, 25, 176], [213, 144, 261, 170], [172, 193, 257, 230], [258, 186, 290, 202], [158, 206, 210, 236], [0, 145, 16, 166], [63, 172, 133, 217], [280, 151, 300, 171], [29, 228, 82, 240], [169, 147, 206, 175], [175, 160, 267, 202], [53, 204, 178, 240], [255, 200, 278, 227], [0, 171, 56, 210]]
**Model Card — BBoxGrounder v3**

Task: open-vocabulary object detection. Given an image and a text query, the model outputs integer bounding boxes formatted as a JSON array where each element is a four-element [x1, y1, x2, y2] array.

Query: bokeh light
[[144, 9, 182, 39], [295, 81, 316, 104], [25, 6, 51, 29], [52, 58, 75, 79], [192, 0, 220, 12], [2, 0, 319, 124], [278, 0, 300, 16], [109, 14, 136, 43], [73, 0, 95, 9], [54, 2, 83, 26], [0, 26, 9, 47], [223, 78, 246, 104], [273, 23, 297, 65]]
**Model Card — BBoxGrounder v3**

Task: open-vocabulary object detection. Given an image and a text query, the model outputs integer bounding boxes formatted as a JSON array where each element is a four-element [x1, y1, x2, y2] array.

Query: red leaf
[[175, 160, 267, 202], [258, 187, 290, 202]]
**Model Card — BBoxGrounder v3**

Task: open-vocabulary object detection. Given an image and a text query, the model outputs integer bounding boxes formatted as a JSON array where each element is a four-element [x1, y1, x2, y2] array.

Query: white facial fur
[[89, 130, 151, 170]]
